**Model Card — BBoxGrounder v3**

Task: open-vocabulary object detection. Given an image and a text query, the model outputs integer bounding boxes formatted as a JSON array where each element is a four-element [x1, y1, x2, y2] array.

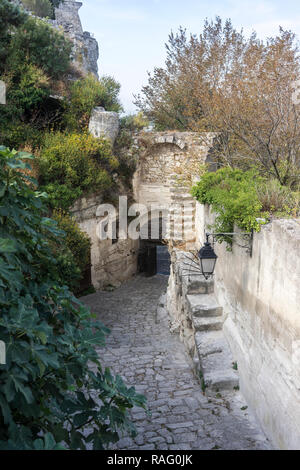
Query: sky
[[79, 0, 300, 114]]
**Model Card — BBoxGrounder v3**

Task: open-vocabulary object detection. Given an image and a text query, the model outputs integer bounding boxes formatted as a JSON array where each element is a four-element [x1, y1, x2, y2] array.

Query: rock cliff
[[52, 1, 99, 78]]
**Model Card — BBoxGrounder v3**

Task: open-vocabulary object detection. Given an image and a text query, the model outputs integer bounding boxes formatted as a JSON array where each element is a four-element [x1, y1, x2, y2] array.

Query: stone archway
[[133, 131, 216, 249]]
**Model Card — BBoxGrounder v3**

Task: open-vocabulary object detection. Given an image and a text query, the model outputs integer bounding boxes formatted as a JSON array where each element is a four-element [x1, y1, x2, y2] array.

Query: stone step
[[195, 330, 225, 356], [170, 195, 195, 201], [203, 369, 239, 391], [182, 222, 195, 229], [182, 276, 214, 295], [173, 215, 194, 222], [193, 316, 223, 332], [195, 331, 239, 391], [201, 349, 236, 376], [187, 294, 223, 317]]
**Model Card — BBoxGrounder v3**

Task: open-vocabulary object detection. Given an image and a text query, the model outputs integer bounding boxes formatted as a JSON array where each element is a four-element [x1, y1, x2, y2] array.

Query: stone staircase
[[166, 178, 196, 247], [167, 250, 239, 393]]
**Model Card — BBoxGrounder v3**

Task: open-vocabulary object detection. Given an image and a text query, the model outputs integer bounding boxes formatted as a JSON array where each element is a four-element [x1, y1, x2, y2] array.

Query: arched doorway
[[138, 216, 170, 277]]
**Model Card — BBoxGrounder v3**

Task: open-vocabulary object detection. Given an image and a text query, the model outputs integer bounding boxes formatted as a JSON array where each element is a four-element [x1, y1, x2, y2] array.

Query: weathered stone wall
[[133, 132, 215, 248], [71, 194, 139, 290], [167, 249, 239, 393], [133, 132, 215, 208], [195, 203, 300, 449]]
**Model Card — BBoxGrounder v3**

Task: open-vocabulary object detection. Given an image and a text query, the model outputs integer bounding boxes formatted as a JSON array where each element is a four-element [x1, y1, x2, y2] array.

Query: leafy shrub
[[1, 64, 50, 123], [113, 113, 148, 185], [21, 0, 52, 18], [119, 112, 149, 133], [64, 74, 122, 131], [0, 10, 72, 135], [0, 147, 146, 450], [257, 179, 300, 217], [42, 183, 83, 212], [52, 210, 91, 288], [7, 16, 72, 80], [191, 167, 267, 241], [38, 132, 119, 209], [0, 122, 44, 151], [0, 0, 26, 70]]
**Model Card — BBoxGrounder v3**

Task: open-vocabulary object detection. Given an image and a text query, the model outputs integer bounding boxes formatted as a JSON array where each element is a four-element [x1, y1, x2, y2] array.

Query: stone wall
[[167, 249, 239, 392], [133, 132, 215, 208], [71, 194, 139, 290], [133, 132, 215, 247], [195, 204, 300, 449]]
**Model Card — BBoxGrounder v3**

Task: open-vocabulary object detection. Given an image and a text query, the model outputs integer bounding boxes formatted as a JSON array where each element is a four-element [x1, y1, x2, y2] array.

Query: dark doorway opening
[[138, 241, 170, 277]]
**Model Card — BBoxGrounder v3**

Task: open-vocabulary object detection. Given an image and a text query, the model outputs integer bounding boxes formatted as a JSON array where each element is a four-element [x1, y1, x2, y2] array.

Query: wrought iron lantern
[[198, 234, 218, 279], [181, 230, 252, 280]]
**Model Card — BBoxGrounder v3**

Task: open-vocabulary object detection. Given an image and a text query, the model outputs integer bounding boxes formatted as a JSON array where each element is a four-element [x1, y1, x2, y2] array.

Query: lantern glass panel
[[201, 257, 216, 276]]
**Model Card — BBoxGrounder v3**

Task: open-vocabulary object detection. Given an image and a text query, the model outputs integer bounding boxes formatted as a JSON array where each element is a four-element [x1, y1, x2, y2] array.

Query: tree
[[64, 74, 123, 131], [7, 15, 72, 79], [0, 147, 146, 450], [38, 132, 119, 209], [135, 18, 300, 186], [0, 0, 26, 70], [0, 8, 72, 135]]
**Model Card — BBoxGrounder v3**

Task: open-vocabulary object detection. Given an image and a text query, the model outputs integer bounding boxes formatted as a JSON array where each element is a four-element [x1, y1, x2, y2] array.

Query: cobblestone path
[[82, 275, 271, 450]]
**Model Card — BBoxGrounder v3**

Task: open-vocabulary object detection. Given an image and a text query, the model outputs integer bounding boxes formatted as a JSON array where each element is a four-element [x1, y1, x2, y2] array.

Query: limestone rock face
[[54, 1, 83, 35], [53, 1, 99, 78], [11, 0, 99, 77], [89, 107, 120, 144]]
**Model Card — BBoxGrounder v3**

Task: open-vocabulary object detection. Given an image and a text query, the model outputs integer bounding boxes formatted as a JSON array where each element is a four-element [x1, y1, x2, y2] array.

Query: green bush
[[256, 179, 300, 218], [1, 64, 50, 123], [38, 132, 119, 209], [119, 112, 149, 133], [113, 113, 148, 185], [0, 10, 72, 135], [52, 210, 91, 287], [64, 74, 122, 131], [0, 122, 44, 151], [42, 183, 83, 212], [0, 147, 146, 450], [191, 167, 267, 242], [0, 0, 26, 70], [7, 16, 72, 80], [21, 0, 52, 18]]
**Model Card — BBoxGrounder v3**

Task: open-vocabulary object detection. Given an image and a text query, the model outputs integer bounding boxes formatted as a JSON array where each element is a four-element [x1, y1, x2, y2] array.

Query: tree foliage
[[64, 74, 123, 132], [51, 210, 91, 291], [0, 9, 72, 134], [191, 167, 300, 243], [38, 132, 119, 209], [0, 147, 146, 450], [136, 18, 300, 185], [0, 0, 26, 68], [7, 15, 72, 79]]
